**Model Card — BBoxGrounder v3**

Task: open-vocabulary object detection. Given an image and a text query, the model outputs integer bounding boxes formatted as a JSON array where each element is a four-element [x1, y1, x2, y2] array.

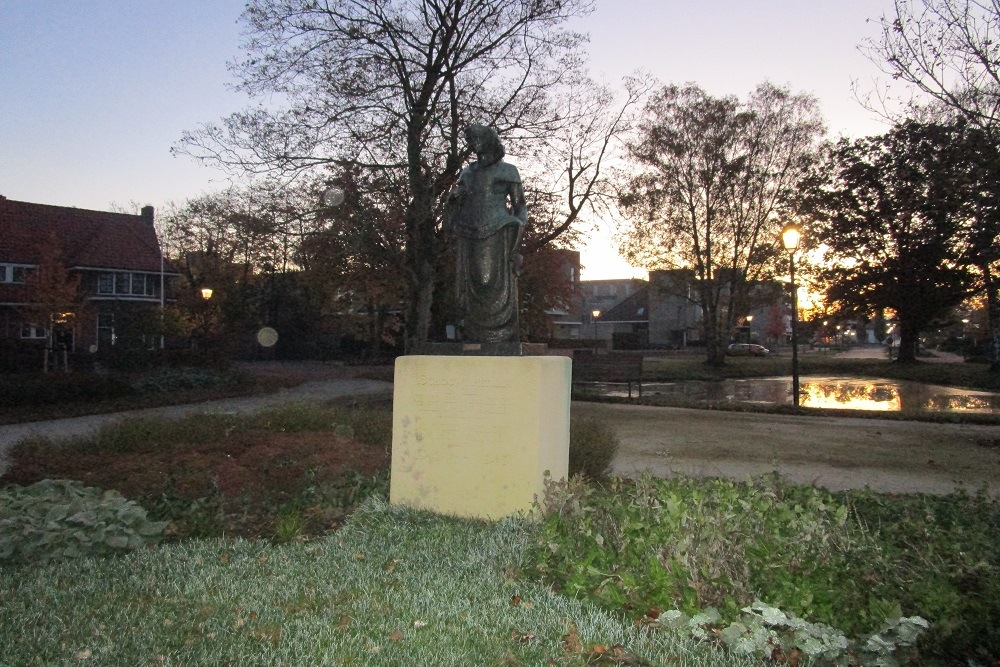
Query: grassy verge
[[0, 367, 294, 425], [0, 501, 760, 667], [642, 355, 1000, 392]]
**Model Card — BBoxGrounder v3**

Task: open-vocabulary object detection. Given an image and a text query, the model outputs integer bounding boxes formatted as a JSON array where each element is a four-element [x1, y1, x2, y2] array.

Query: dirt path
[[573, 402, 1000, 496]]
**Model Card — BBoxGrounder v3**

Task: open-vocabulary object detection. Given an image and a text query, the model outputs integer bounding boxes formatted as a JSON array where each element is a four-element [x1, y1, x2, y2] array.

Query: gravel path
[[3, 358, 999, 496], [574, 401, 1000, 496]]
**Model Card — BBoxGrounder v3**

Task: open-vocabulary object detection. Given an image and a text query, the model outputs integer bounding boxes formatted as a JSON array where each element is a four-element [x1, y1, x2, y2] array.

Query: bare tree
[[175, 0, 603, 349], [862, 0, 1000, 369], [618, 82, 824, 365]]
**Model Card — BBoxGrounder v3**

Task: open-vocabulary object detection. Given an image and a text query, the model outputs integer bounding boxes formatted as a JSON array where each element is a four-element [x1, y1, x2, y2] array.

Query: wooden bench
[[571, 351, 644, 398]]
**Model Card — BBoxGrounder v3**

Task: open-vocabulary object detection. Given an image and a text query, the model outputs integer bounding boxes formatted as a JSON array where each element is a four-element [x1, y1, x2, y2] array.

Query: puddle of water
[[588, 376, 1000, 414]]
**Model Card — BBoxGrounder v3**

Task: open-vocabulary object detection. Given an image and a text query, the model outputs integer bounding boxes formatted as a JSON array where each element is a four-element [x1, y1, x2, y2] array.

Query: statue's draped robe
[[450, 160, 525, 343]]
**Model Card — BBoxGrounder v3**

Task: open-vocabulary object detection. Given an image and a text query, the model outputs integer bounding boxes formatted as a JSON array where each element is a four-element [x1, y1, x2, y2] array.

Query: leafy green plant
[[533, 475, 893, 634], [529, 474, 1000, 664], [657, 601, 927, 666], [0, 479, 166, 565], [568, 416, 619, 481]]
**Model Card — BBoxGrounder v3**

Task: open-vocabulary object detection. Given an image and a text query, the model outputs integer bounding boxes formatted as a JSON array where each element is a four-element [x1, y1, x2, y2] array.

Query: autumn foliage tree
[[19, 232, 86, 371], [801, 121, 975, 362], [863, 0, 1000, 367]]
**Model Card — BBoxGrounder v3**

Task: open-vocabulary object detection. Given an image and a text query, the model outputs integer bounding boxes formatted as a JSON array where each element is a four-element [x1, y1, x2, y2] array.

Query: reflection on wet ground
[[591, 376, 1000, 414]]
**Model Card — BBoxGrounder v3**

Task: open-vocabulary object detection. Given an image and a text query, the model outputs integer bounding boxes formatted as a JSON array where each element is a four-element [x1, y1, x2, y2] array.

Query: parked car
[[727, 343, 771, 357]]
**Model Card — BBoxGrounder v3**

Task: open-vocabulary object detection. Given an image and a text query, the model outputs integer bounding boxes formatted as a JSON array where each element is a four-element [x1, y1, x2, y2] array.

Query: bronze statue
[[445, 124, 527, 344]]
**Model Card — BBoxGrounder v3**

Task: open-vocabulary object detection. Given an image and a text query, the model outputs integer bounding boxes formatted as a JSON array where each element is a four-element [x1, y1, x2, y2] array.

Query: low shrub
[[0, 373, 132, 409], [569, 416, 619, 481], [0, 479, 166, 565], [130, 366, 233, 394]]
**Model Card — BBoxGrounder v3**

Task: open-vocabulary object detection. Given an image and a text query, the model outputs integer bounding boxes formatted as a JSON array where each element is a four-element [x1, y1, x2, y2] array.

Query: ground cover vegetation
[[531, 475, 1000, 665], [3, 403, 998, 664], [0, 501, 768, 667]]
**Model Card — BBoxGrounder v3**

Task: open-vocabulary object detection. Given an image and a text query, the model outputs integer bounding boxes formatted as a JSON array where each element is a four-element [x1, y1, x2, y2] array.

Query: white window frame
[[20, 323, 47, 340], [96, 271, 157, 297], [0, 263, 34, 284]]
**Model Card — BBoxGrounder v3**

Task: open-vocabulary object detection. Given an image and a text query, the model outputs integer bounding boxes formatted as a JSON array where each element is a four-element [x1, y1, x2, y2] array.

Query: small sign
[[256, 327, 279, 348]]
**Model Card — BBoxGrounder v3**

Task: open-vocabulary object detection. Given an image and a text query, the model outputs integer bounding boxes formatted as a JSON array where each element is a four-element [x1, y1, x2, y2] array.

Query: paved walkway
[[0, 378, 393, 475]]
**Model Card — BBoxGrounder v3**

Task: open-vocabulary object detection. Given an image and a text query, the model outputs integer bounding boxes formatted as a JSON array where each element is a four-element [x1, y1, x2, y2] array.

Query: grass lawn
[[0, 501, 763, 667]]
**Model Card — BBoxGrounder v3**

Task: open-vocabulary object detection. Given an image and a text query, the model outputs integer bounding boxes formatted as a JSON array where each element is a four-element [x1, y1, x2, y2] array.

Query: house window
[[0, 264, 33, 283], [131, 273, 146, 295], [98, 273, 115, 294], [20, 323, 47, 339], [115, 272, 130, 294]]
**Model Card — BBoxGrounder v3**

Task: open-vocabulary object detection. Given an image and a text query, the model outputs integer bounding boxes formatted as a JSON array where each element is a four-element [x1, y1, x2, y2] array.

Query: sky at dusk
[[1, 0, 898, 278]]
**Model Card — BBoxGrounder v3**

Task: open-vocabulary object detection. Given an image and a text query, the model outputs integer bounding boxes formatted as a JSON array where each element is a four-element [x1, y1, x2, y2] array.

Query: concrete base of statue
[[390, 355, 570, 519]]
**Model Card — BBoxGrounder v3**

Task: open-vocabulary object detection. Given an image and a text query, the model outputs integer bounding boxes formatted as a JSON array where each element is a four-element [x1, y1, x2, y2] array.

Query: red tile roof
[[0, 196, 162, 272]]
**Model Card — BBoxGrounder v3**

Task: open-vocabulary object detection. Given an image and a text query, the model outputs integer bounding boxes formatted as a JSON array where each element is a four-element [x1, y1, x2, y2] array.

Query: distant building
[[580, 278, 646, 343], [540, 248, 583, 340], [586, 268, 786, 350], [0, 196, 176, 359]]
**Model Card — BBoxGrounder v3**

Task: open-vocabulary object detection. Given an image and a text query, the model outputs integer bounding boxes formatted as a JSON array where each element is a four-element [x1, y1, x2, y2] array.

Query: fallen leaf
[[562, 625, 583, 653], [389, 629, 404, 642], [74, 648, 91, 660], [510, 594, 522, 607], [219, 553, 230, 565], [413, 620, 428, 628]]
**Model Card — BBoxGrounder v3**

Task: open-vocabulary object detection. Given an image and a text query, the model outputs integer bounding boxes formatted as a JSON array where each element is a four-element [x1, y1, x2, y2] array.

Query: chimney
[[140, 205, 154, 226]]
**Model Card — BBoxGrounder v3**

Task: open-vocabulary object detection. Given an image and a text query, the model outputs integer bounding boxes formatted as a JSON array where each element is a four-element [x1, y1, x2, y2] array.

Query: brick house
[[0, 196, 175, 359]]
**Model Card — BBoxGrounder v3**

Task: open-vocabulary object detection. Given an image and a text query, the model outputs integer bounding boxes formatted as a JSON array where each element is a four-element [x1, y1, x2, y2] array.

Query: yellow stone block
[[390, 355, 570, 519]]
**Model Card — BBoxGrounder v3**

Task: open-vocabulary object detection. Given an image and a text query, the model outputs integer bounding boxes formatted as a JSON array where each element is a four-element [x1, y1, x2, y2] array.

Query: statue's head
[[465, 124, 505, 165]]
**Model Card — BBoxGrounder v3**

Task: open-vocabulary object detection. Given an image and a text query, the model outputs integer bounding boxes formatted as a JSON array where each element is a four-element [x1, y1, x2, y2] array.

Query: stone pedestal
[[390, 355, 570, 519]]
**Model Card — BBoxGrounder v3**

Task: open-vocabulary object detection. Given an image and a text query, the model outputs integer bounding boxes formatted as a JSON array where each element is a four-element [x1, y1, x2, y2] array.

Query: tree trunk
[[896, 321, 920, 363], [701, 286, 726, 366], [983, 264, 1000, 372], [403, 127, 438, 353]]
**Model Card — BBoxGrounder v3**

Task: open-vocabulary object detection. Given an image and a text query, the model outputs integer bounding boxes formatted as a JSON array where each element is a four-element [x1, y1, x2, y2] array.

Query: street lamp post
[[781, 223, 802, 408]]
